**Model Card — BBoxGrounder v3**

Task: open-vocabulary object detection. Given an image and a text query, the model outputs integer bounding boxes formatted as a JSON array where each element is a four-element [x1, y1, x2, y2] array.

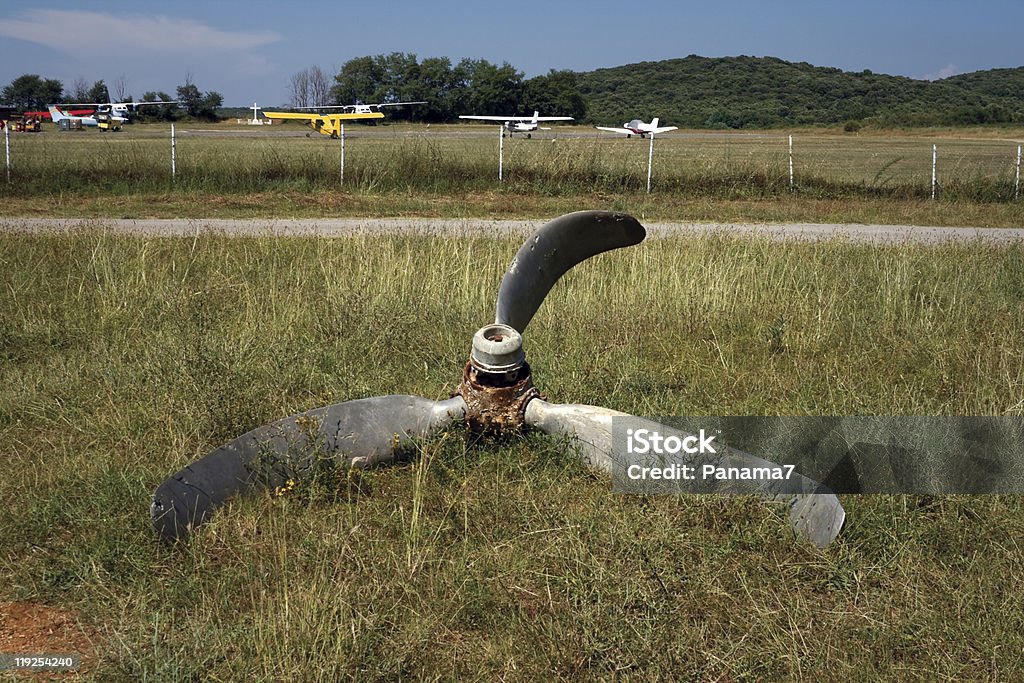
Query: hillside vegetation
[[578, 55, 1024, 129]]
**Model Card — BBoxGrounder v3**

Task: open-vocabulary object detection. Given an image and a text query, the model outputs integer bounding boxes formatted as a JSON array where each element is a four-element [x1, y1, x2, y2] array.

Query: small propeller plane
[[596, 117, 678, 138], [459, 111, 573, 138], [48, 105, 126, 131], [63, 99, 179, 122], [261, 108, 385, 138], [292, 101, 427, 115]]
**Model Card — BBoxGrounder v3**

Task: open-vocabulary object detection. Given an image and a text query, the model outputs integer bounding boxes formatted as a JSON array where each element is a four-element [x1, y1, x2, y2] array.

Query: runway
[[4, 217, 1023, 244]]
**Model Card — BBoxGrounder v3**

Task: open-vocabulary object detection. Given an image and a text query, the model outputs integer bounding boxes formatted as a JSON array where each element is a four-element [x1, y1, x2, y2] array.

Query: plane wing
[[595, 126, 635, 135], [459, 115, 573, 122], [64, 100, 179, 107], [291, 101, 427, 111], [651, 126, 679, 134], [263, 111, 385, 121], [369, 101, 427, 108]]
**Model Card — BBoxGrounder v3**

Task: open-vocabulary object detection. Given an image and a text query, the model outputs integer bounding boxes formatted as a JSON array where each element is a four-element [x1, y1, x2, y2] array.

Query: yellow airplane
[[262, 110, 384, 138]]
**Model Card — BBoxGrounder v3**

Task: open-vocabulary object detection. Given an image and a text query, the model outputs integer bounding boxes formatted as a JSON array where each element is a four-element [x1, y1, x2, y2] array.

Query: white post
[[1015, 145, 1021, 200], [498, 125, 504, 182], [171, 124, 176, 180], [931, 144, 937, 200], [340, 124, 345, 186], [4, 123, 9, 183], [789, 135, 794, 190], [646, 133, 655, 193]]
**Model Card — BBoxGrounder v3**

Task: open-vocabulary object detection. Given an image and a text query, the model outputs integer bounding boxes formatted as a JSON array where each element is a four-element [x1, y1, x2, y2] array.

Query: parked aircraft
[[293, 101, 427, 115], [63, 99, 179, 121], [261, 109, 384, 138], [596, 118, 678, 138], [459, 111, 573, 137], [48, 105, 125, 131], [25, 107, 95, 120]]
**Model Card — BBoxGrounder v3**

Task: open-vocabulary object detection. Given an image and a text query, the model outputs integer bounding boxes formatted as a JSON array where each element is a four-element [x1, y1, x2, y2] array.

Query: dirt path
[[3, 217, 1023, 244]]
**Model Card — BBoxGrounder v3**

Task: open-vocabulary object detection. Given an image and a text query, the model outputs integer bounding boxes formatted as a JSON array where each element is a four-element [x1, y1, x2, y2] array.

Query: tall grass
[[2, 228, 1024, 679], [3, 127, 1022, 202]]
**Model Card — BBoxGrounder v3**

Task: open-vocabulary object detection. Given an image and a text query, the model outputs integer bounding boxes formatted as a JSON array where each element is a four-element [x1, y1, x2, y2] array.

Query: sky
[[1, 1, 1022, 108]]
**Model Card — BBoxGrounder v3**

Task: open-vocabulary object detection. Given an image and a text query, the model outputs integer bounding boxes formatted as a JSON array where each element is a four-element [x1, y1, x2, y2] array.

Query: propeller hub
[[470, 324, 525, 375]]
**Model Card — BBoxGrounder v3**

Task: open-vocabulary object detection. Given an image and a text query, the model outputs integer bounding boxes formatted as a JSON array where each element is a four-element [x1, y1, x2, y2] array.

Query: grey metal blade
[[494, 211, 646, 333], [151, 395, 465, 542], [524, 399, 845, 548]]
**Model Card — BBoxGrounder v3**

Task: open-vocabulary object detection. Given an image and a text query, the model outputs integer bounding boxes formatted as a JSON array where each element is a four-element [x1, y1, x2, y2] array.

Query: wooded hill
[[577, 55, 1024, 128]]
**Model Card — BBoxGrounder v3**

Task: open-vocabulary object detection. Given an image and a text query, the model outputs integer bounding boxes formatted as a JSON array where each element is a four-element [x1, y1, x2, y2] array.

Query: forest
[[6, 54, 1024, 128]]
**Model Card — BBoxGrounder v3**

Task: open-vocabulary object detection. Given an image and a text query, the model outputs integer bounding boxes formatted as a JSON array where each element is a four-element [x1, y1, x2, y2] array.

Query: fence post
[[789, 134, 794, 190], [1016, 145, 1021, 200], [171, 124, 176, 181], [340, 124, 345, 186], [646, 133, 655, 194], [4, 123, 9, 184], [931, 144, 937, 200], [498, 126, 504, 182]]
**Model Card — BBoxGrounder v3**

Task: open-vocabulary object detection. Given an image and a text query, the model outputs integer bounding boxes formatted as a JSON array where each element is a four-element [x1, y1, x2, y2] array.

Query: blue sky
[[1, 1, 1021, 107]]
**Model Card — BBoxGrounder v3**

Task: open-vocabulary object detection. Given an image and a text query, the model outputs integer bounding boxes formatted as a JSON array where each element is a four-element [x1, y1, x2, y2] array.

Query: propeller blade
[[494, 211, 646, 333], [151, 395, 466, 542], [523, 399, 845, 548]]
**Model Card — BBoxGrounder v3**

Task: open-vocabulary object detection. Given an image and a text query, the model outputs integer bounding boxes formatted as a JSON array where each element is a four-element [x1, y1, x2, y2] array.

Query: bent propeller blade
[[151, 395, 465, 542], [523, 399, 845, 548], [495, 211, 646, 333]]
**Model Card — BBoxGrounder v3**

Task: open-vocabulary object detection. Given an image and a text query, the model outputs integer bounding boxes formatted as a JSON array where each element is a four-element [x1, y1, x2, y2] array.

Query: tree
[[86, 80, 109, 104], [137, 91, 178, 121], [291, 66, 330, 108], [69, 77, 91, 103], [463, 59, 524, 115], [176, 77, 222, 121], [113, 75, 129, 102], [1, 74, 63, 111], [331, 56, 385, 104], [309, 66, 330, 107], [289, 69, 310, 108], [524, 69, 587, 120]]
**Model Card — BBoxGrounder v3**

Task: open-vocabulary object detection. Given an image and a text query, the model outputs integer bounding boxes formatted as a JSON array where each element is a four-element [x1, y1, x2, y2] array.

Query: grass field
[[2, 227, 1023, 679], [3, 122, 1023, 226]]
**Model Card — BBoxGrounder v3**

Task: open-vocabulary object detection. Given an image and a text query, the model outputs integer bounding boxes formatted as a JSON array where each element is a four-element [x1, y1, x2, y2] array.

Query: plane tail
[[532, 111, 539, 124], [48, 105, 66, 122]]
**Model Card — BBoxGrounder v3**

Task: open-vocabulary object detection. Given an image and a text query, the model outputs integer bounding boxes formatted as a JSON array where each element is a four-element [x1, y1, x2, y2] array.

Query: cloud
[[0, 9, 280, 56], [921, 64, 959, 81]]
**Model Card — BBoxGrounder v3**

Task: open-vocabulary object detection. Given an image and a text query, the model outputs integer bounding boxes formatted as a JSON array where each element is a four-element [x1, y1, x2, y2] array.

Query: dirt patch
[[0, 601, 96, 673]]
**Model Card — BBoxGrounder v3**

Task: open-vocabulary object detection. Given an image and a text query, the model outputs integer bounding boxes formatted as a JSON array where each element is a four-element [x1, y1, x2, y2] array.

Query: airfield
[[5, 121, 1023, 206], [2, 121, 1024, 678]]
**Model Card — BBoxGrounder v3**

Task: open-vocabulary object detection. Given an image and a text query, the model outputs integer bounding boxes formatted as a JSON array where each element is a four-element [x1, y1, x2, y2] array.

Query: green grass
[[4, 123, 1024, 228], [2, 227, 1023, 679], [3, 123, 1023, 203]]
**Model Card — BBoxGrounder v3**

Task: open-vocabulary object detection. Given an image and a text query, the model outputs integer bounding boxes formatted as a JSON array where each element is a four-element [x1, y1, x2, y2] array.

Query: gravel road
[[3, 217, 1023, 244]]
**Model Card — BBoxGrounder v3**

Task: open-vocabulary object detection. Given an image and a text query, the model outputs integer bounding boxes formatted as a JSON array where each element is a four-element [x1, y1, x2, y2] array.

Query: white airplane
[[48, 105, 126, 130], [62, 99, 179, 121], [293, 101, 427, 115], [459, 111, 573, 137], [596, 117, 678, 138]]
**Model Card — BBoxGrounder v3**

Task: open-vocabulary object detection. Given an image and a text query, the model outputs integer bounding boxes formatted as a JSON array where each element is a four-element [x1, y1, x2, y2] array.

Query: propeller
[[151, 210, 845, 547]]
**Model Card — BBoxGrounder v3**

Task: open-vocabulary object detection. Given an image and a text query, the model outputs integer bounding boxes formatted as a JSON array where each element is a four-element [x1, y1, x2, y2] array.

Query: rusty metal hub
[[457, 324, 539, 434]]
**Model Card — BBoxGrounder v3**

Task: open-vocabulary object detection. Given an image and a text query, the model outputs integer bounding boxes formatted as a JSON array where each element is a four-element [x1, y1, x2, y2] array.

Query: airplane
[[48, 105, 126, 131], [261, 108, 385, 138], [25, 107, 96, 120], [62, 99, 180, 122], [292, 101, 427, 115], [459, 111, 573, 138], [596, 118, 678, 139]]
